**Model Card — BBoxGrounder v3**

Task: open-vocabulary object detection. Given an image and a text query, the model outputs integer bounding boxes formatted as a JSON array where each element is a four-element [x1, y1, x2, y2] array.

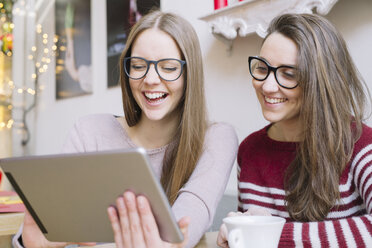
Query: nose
[[143, 64, 161, 85], [262, 71, 279, 93]]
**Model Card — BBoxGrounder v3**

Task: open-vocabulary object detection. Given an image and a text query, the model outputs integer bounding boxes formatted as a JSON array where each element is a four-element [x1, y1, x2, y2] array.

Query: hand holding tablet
[[108, 191, 189, 248], [0, 148, 183, 243]]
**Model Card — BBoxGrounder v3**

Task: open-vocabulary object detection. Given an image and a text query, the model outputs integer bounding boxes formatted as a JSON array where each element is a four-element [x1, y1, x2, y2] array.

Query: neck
[[268, 120, 302, 142], [124, 114, 180, 149]]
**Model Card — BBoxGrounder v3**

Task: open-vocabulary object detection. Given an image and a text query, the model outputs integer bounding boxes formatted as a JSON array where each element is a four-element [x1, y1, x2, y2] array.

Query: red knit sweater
[[238, 124, 372, 247]]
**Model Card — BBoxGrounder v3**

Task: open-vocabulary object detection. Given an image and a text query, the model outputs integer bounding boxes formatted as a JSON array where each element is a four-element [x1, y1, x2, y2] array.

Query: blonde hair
[[119, 10, 207, 204], [267, 13, 371, 221]]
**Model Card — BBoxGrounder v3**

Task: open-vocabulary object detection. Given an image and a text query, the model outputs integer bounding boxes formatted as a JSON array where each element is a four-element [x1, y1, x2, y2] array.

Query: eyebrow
[[257, 56, 297, 68]]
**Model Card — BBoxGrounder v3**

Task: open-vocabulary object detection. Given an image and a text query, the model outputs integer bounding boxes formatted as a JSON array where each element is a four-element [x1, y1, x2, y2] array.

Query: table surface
[[0, 212, 25, 248], [0, 212, 219, 248], [195, 232, 219, 248], [0, 212, 24, 236], [83, 232, 219, 248]]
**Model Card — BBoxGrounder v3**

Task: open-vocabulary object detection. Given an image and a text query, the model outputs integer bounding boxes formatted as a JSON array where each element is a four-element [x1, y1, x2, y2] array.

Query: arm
[[172, 123, 239, 248], [61, 120, 86, 153], [279, 145, 372, 247], [279, 214, 372, 247]]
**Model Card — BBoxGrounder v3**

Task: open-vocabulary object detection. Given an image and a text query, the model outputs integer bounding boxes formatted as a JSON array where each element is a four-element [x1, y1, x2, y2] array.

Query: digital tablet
[[0, 148, 183, 243]]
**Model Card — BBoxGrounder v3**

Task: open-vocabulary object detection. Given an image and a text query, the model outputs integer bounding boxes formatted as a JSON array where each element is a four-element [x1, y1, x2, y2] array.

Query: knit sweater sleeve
[[172, 122, 239, 248], [279, 142, 372, 247]]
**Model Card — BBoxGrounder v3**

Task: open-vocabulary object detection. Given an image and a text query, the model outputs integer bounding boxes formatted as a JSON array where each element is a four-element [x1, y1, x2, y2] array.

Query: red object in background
[[214, 0, 228, 10], [0, 191, 25, 213]]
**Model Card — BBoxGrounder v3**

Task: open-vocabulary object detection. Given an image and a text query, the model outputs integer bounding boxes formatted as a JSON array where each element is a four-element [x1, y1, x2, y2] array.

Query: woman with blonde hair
[[15, 10, 238, 248], [218, 13, 372, 247]]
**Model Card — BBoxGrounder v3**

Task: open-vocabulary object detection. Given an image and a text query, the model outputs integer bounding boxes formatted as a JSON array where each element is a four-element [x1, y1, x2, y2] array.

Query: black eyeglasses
[[124, 56, 186, 82], [248, 56, 298, 89]]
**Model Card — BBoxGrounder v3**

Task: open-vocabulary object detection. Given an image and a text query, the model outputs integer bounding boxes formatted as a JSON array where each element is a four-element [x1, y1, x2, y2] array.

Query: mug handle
[[228, 229, 244, 248]]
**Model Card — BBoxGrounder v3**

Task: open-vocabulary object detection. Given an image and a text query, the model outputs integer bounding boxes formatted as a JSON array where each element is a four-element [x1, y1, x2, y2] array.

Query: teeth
[[265, 96, 286, 104], [145, 92, 166, 99]]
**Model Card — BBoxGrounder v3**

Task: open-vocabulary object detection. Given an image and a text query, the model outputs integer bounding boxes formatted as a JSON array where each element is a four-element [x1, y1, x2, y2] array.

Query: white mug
[[223, 215, 285, 248]]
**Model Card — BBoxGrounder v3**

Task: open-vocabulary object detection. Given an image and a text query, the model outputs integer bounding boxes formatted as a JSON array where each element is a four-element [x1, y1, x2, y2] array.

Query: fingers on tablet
[[137, 195, 162, 246], [107, 205, 126, 248], [109, 192, 167, 247], [124, 192, 147, 246]]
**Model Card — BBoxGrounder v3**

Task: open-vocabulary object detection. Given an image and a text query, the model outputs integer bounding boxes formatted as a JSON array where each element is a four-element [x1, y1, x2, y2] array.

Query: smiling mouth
[[143, 92, 168, 103], [264, 96, 287, 104]]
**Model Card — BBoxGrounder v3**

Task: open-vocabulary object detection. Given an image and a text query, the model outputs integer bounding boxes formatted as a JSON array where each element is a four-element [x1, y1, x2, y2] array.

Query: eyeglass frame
[[123, 56, 187, 82], [248, 56, 299, 89]]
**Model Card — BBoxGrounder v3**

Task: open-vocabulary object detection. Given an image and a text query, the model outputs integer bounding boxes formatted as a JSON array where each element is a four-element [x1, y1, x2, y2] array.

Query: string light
[[0, 118, 14, 129], [0, 0, 14, 131], [0, 25, 55, 99], [0, 0, 72, 136], [0, 17, 59, 132]]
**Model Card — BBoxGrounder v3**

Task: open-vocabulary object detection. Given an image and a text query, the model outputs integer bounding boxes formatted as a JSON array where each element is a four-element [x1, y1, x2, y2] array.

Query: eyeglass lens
[[250, 57, 298, 89], [125, 57, 184, 81]]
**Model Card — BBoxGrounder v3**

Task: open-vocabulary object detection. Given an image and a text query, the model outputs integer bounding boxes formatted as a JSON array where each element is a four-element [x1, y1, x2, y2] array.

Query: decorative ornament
[[0, 31, 13, 55]]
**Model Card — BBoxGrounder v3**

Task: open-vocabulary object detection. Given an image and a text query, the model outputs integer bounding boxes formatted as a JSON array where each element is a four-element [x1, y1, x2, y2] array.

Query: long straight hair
[[267, 14, 371, 221], [119, 10, 207, 204]]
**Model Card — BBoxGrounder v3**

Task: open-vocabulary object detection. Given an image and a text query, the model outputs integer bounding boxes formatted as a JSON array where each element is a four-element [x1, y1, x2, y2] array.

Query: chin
[[262, 112, 283, 123], [146, 114, 165, 122], [143, 110, 167, 122]]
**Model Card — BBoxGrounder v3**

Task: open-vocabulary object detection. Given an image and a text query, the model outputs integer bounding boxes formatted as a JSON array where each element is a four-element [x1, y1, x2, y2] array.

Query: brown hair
[[266, 13, 371, 221], [119, 10, 207, 204]]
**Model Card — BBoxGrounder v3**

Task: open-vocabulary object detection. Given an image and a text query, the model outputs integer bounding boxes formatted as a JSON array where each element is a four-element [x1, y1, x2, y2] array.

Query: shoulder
[[348, 123, 372, 182], [352, 123, 372, 155], [73, 113, 119, 129], [62, 114, 127, 153], [354, 123, 372, 148], [70, 113, 125, 141], [206, 122, 237, 137], [239, 125, 268, 152], [203, 122, 239, 154], [205, 122, 238, 145], [361, 123, 372, 136]]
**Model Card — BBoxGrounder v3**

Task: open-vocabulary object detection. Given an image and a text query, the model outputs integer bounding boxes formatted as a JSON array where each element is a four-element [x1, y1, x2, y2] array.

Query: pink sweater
[[238, 124, 372, 247]]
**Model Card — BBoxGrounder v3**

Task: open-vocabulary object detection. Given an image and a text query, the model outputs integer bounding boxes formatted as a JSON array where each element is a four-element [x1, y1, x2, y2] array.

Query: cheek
[[252, 80, 263, 96], [129, 81, 138, 94], [172, 80, 185, 99], [287, 88, 302, 103], [128, 81, 141, 103], [128, 80, 134, 90], [287, 90, 302, 116]]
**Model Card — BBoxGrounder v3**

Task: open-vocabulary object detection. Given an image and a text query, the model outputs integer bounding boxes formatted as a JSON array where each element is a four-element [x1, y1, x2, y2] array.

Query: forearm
[[279, 214, 372, 247], [172, 191, 210, 248]]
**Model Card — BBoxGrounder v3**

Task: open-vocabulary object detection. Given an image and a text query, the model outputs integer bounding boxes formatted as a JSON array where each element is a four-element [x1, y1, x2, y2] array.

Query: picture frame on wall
[[55, 0, 92, 99], [106, 0, 160, 88]]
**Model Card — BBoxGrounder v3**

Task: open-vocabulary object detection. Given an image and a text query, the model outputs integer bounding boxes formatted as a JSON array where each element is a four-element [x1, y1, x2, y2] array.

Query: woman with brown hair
[[15, 10, 238, 248], [218, 13, 372, 247]]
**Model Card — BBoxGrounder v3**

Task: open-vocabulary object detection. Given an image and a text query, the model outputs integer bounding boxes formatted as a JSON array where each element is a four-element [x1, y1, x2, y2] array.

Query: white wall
[[29, 0, 372, 196]]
